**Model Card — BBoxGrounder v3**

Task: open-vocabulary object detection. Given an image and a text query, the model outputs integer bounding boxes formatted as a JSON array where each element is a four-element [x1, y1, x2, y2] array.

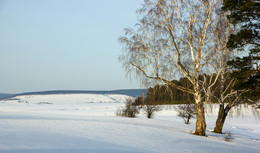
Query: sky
[[0, 0, 144, 93]]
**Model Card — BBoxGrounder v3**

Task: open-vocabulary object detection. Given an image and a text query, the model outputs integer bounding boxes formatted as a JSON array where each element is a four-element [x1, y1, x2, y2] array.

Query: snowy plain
[[0, 94, 259, 153]]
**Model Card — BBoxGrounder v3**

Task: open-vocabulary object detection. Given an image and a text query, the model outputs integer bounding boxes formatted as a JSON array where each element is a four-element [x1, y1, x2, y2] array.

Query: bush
[[143, 103, 161, 119], [116, 98, 140, 118], [175, 103, 196, 124]]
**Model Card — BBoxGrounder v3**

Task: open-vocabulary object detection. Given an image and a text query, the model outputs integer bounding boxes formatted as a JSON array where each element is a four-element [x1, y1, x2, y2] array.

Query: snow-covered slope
[[4, 94, 132, 104], [0, 94, 259, 153]]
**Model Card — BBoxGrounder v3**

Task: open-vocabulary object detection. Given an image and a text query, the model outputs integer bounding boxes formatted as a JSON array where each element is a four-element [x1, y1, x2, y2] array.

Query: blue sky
[[0, 0, 143, 93]]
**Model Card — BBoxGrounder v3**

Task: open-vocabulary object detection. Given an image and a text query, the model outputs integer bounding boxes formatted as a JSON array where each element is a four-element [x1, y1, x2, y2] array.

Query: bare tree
[[119, 0, 225, 136], [198, 7, 235, 133], [175, 103, 196, 124], [202, 8, 247, 133], [199, 5, 258, 134]]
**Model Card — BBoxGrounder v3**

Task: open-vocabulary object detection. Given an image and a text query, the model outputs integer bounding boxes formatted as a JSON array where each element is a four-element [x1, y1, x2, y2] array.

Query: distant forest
[[145, 77, 195, 104], [143, 74, 233, 104]]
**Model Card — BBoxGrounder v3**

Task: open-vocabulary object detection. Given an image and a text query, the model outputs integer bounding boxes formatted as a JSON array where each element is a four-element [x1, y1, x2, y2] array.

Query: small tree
[[175, 103, 196, 124]]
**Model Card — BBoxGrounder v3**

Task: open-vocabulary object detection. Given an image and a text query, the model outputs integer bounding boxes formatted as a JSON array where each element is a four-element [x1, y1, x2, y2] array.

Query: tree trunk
[[194, 94, 206, 136], [213, 104, 232, 133]]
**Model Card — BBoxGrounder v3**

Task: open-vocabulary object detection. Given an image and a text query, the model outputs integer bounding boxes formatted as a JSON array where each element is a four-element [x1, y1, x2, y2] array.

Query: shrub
[[175, 103, 196, 124], [116, 98, 140, 118], [143, 103, 161, 119]]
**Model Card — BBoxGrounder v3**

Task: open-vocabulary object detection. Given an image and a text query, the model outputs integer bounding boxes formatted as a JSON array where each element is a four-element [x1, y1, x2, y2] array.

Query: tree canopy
[[223, 0, 260, 102]]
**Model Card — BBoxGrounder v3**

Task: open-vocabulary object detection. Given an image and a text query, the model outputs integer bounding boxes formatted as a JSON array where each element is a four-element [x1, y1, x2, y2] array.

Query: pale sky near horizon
[[0, 0, 144, 93]]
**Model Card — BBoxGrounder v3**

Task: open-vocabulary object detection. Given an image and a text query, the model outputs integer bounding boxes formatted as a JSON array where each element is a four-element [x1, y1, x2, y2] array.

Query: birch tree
[[119, 0, 224, 136], [200, 8, 240, 134], [211, 0, 259, 133]]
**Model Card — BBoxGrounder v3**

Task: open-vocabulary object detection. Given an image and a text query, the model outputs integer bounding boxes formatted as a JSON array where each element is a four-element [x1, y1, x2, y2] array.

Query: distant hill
[[0, 89, 147, 100], [0, 93, 15, 100]]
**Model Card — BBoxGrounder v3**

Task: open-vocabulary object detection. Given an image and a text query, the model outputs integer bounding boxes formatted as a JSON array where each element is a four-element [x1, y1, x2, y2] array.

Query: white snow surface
[[8, 94, 132, 104], [0, 93, 259, 153]]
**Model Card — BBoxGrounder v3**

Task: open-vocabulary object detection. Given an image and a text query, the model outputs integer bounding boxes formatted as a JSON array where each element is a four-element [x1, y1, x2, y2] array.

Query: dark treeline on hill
[[140, 74, 236, 105], [145, 77, 194, 104]]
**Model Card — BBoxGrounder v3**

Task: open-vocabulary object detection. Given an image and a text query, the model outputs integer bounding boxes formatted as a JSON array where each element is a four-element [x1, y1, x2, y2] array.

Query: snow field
[[0, 94, 259, 153]]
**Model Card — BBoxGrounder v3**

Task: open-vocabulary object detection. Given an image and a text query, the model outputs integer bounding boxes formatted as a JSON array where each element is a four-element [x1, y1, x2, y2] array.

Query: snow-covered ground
[[0, 94, 259, 153]]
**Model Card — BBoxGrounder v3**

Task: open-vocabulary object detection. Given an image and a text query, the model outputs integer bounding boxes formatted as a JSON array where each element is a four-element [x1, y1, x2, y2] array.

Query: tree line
[[145, 72, 258, 105], [144, 74, 232, 105]]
